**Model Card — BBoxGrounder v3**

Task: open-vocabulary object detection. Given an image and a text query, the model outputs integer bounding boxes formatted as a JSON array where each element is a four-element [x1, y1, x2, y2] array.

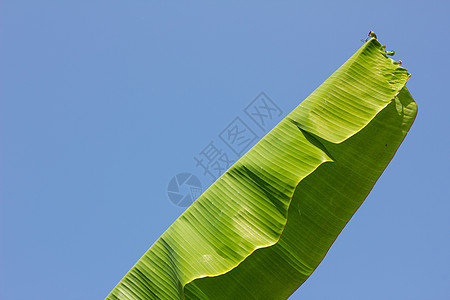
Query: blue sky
[[1, 1, 449, 299]]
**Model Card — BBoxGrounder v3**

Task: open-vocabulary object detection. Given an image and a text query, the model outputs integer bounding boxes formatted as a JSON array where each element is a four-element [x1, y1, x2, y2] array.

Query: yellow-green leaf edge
[[107, 38, 417, 300]]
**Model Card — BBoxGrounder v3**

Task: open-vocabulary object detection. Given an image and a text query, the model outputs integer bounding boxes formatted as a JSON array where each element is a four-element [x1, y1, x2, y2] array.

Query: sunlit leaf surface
[[106, 38, 417, 300]]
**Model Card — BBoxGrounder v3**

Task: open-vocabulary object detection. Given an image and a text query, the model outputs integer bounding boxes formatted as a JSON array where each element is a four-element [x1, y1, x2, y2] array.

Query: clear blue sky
[[1, 1, 449, 299]]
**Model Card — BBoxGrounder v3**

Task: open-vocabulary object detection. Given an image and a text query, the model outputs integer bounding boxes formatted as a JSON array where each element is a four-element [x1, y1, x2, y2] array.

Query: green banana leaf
[[107, 38, 417, 300]]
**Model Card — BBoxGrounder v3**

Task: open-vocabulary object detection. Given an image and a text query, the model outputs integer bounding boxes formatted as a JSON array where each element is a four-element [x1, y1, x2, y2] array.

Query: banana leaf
[[106, 38, 417, 300]]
